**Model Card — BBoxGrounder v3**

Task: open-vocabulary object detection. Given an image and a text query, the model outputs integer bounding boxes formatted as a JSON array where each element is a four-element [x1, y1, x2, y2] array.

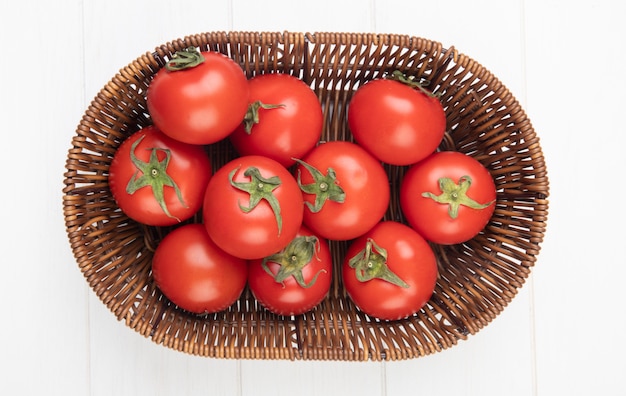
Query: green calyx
[[293, 158, 345, 213], [125, 135, 187, 221], [243, 100, 286, 134], [229, 166, 283, 235], [422, 175, 495, 219], [387, 70, 440, 98], [165, 47, 205, 71], [348, 238, 409, 288], [262, 235, 327, 288]]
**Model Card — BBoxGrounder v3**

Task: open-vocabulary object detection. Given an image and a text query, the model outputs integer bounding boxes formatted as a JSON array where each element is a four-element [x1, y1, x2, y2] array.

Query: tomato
[[342, 221, 438, 321], [108, 125, 211, 226], [347, 71, 446, 166], [294, 141, 390, 241], [203, 155, 304, 260], [229, 73, 323, 167], [151, 223, 248, 314], [248, 225, 332, 316], [146, 47, 249, 145], [400, 151, 496, 245]]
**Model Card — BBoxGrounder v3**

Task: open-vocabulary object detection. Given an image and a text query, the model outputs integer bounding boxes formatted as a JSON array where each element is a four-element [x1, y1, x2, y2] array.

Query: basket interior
[[63, 31, 549, 361]]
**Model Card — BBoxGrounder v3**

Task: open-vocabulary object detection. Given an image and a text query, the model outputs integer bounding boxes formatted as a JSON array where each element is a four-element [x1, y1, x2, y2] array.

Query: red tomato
[[229, 73, 323, 167], [203, 155, 304, 260], [400, 151, 496, 245], [146, 47, 249, 145], [294, 141, 390, 241], [108, 125, 211, 226], [248, 225, 332, 316], [342, 221, 438, 321], [151, 223, 248, 314], [347, 72, 446, 165]]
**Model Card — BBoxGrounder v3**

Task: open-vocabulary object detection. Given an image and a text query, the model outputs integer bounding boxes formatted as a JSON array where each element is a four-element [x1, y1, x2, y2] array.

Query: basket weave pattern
[[63, 31, 549, 361]]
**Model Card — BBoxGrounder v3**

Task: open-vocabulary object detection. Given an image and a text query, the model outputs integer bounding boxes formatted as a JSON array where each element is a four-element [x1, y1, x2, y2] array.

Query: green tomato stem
[[422, 175, 495, 219], [387, 70, 441, 98], [243, 100, 286, 134], [348, 238, 409, 288], [261, 235, 326, 288], [293, 158, 345, 213], [165, 47, 205, 71], [228, 166, 284, 235], [125, 134, 187, 222]]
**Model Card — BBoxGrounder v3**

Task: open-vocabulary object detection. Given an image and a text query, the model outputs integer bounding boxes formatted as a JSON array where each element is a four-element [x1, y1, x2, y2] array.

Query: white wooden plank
[[88, 300, 241, 396], [386, 287, 535, 396], [230, 2, 387, 393], [525, 1, 626, 395], [374, 0, 527, 98], [81, 1, 242, 395], [82, 0, 235, 101], [372, 1, 536, 395], [0, 0, 91, 394], [240, 359, 384, 396], [231, 0, 375, 33]]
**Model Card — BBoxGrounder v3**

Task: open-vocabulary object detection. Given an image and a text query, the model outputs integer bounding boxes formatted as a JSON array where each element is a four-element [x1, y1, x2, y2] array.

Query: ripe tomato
[[342, 221, 438, 321], [347, 71, 446, 165], [203, 155, 304, 260], [248, 225, 332, 316], [151, 223, 248, 314], [229, 73, 323, 167], [146, 47, 249, 145], [294, 141, 390, 241], [400, 151, 496, 245], [108, 125, 211, 226]]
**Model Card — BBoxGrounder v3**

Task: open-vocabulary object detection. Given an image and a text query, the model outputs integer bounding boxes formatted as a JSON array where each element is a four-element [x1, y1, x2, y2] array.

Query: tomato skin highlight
[[400, 151, 497, 245], [146, 50, 249, 145], [229, 73, 323, 167], [151, 223, 248, 314], [342, 221, 438, 321], [248, 225, 332, 316], [108, 126, 211, 226], [295, 141, 390, 241], [203, 155, 304, 260], [347, 78, 446, 166]]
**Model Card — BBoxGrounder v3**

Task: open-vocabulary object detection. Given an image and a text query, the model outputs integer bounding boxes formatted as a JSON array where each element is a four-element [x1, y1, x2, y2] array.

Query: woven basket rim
[[63, 30, 549, 361]]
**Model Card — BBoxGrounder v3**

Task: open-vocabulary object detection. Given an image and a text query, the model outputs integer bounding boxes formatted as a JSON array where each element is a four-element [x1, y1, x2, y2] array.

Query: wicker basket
[[63, 31, 549, 361]]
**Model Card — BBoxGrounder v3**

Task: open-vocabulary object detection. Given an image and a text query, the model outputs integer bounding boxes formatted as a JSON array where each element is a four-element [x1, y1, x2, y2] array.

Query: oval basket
[[63, 31, 549, 361]]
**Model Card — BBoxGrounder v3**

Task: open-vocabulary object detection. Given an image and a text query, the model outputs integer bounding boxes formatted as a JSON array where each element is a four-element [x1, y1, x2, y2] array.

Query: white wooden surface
[[1, 0, 624, 395]]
